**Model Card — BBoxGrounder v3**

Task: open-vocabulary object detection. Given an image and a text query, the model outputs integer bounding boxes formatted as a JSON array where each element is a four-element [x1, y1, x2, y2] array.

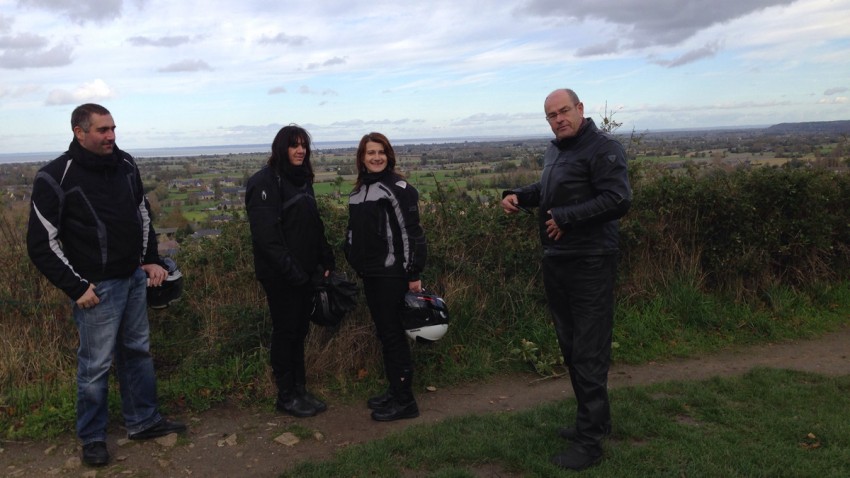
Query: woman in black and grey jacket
[[245, 125, 335, 418], [345, 132, 427, 421]]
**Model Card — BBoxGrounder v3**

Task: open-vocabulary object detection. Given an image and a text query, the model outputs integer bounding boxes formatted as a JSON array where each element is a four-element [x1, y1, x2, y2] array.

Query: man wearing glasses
[[501, 88, 632, 471]]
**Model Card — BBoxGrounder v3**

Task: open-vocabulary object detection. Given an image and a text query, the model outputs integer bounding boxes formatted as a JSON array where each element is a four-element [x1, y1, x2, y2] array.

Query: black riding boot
[[367, 388, 395, 410], [294, 365, 327, 413], [367, 362, 395, 410], [276, 373, 317, 418], [295, 383, 327, 414], [371, 368, 419, 421]]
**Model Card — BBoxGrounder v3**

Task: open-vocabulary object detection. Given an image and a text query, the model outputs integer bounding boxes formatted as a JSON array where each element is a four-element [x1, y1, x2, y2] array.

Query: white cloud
[[818, 96, 848, 104], [45, 78, 116, 105]]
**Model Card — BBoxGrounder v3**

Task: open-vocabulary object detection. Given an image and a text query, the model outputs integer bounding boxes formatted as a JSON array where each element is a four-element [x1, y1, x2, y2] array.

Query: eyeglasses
[[545, 104, 578, 122]]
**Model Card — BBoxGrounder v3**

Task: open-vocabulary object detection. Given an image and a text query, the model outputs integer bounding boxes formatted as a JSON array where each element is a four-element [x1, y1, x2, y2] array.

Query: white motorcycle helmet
[[400, 290, 449, 343]]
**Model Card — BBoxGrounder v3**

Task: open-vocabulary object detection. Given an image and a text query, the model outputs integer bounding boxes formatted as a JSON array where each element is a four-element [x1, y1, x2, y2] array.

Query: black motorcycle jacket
[[506, 118, 632, 256], [245, 165, 335, 286], [345, 170, 427, 280], [27, 139, 160, 301]]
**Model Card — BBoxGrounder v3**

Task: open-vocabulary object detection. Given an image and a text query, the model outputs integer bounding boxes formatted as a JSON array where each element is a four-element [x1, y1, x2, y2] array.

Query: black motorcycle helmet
[[147, 257, 184, 309]]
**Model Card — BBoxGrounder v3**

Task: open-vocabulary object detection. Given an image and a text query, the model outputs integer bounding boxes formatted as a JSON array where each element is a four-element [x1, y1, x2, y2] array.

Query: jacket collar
[[67, 138, 122, 171], [551, 118, 595, 150]]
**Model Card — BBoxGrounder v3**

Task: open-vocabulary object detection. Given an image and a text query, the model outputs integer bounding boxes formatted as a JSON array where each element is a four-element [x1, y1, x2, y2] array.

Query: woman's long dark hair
[[354, 132, 404, 189], [268, 124, 314, 181]]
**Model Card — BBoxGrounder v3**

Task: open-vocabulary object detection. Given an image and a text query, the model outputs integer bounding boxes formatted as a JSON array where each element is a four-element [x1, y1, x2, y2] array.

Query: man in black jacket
[[27, 104, 185, 467], [501, 89, 632, 471]]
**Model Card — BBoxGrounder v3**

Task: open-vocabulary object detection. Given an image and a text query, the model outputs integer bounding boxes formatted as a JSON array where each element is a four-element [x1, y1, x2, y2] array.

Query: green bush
[[621, 163, 850, 296]]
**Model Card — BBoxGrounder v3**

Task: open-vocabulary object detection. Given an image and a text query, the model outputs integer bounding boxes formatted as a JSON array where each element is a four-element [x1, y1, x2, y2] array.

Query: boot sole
[[370, 410, 420, 422], [278, 409, 317, 418], [276, 404, 317, 418]]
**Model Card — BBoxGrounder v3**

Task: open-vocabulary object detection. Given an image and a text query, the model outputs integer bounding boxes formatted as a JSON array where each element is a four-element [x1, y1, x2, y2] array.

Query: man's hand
[[142, 263, 168, 287], [501, 194, 521, 214], [76, 283, 100, 309], [409, 280, 423, 293], [545, 212, 564, 241]]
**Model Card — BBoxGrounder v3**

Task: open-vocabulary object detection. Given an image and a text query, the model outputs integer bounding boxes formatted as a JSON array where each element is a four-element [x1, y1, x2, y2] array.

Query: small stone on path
[[64, 456, 81, 469], [274, 432, 300, 446], [155, 433, 179, 447], [218, 433, 238, 447]]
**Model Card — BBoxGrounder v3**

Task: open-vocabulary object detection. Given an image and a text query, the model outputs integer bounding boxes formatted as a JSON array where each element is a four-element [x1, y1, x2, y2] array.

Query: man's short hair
[[71, 104, 111, 132]]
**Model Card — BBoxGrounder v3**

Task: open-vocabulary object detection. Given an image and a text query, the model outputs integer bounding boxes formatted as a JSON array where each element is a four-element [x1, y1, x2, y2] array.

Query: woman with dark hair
[[245, 125, 335, 417], [345, 132, 427, 421]]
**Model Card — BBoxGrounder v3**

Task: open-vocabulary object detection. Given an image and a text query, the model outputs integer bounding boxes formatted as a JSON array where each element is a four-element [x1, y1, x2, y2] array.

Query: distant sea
[[0, 136, 545, 165]]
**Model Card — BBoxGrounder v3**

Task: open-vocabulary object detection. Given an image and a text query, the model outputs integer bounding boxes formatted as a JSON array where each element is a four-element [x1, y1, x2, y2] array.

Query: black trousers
[[363, 276, 414, 395], [542, 254, 618, 451], [261, 280, 313, 391]]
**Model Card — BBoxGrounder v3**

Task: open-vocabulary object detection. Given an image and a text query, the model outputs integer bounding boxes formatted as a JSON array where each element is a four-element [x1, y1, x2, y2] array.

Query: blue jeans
[[73, 267, 162, 444]]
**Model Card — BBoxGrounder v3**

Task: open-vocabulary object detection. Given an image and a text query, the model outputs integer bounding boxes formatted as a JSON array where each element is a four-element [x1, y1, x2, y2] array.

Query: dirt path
[[3, 325, 849, 477]]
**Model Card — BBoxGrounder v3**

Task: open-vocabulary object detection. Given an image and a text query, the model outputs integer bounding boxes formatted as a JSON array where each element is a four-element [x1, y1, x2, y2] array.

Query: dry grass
[[0, 208, 77, 389], [621, 214, 706, 301]]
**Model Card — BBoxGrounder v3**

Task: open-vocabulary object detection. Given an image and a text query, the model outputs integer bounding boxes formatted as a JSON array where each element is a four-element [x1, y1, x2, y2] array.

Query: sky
[[1, 0, 848, 154]]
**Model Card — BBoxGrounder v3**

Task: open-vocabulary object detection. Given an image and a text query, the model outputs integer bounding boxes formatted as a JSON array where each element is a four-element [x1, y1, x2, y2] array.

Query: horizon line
[[1, 124, 780, 160]]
